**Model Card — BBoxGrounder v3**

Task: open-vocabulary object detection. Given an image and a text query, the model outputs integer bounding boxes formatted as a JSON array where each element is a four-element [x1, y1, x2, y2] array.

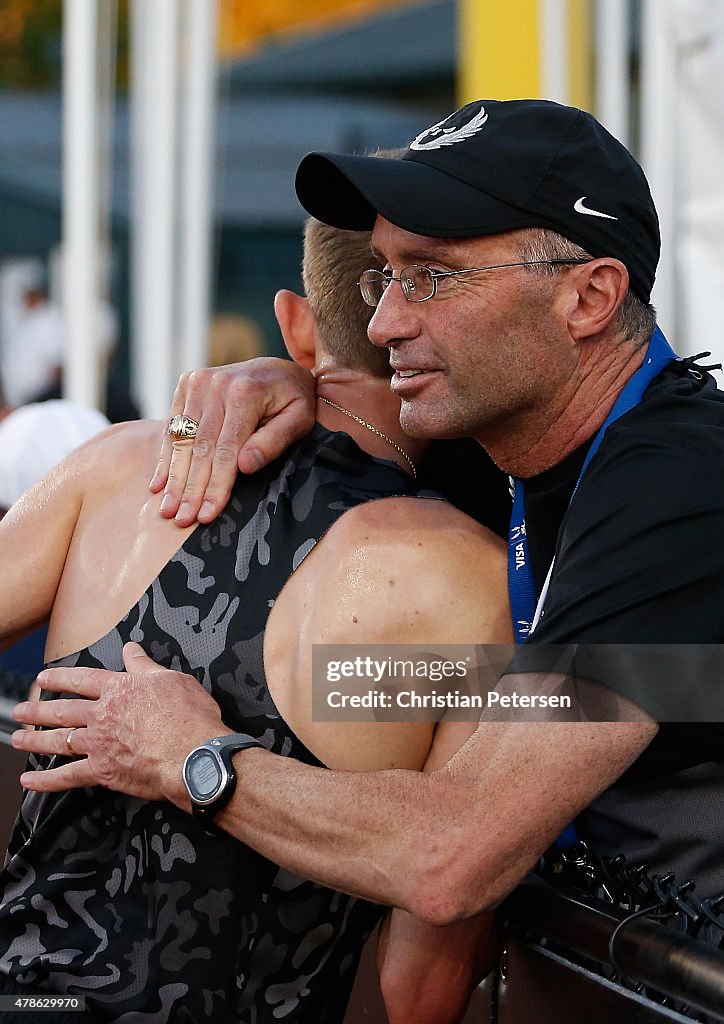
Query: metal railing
[[503, 875, 724, 1023]]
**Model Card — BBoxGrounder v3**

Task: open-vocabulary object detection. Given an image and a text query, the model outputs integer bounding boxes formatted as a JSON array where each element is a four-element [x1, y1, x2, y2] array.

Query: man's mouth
[[390, 366, 439, 394]]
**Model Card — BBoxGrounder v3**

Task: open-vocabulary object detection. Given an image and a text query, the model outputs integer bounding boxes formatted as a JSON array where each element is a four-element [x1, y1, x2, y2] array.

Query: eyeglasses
[[358, 259, 591, 307]]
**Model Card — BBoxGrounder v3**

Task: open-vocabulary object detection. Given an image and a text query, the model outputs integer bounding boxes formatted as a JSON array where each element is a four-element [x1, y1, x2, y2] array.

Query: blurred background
[[0, 0, 722, 422]]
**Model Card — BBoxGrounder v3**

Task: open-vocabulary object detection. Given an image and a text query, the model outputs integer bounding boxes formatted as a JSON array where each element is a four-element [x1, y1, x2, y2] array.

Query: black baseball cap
[[295, 99, 660, 303]]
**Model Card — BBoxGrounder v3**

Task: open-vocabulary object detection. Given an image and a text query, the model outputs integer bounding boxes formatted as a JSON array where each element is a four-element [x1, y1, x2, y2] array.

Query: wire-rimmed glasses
[[358, 259, 591, 306]]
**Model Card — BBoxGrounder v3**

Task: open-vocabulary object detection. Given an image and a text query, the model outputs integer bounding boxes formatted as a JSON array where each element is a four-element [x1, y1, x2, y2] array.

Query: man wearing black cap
[[16, 100, 724, 938], [297, 99, 659, 305]]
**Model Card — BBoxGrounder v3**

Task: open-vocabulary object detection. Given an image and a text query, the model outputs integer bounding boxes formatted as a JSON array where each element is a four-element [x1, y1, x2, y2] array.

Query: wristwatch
[[183, 733, 263, 833]]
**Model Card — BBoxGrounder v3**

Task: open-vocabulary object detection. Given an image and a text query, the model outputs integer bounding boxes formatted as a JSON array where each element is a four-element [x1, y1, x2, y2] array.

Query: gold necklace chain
[[318, 396, 417, 479]]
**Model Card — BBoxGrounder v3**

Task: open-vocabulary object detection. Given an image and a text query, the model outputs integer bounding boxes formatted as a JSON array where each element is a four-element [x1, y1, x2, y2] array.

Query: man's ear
[[274, 289, 316, 369], [566, 259, 629, 341]]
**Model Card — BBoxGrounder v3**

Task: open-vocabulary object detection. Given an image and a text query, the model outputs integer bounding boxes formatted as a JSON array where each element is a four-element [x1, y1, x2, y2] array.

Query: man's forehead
[[370, 217, 512, 263]]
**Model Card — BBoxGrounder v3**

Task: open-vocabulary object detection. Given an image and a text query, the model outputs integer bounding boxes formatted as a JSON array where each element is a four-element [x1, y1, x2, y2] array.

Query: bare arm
[[377, 718, 499, 1024], [222, 713, 657, 924], [378, 911, 496, 1024], [283, 499, 507, 1023], [0, 455, 84, 650], [153, 358, 315, 526]]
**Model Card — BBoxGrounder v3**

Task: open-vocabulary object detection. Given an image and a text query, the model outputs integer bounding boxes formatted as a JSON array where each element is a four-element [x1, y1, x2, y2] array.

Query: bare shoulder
[[73, 419, 161, 472], [308, 495, 511, 644], [54, 419, 163, 494], [324, 495, 506, 573]]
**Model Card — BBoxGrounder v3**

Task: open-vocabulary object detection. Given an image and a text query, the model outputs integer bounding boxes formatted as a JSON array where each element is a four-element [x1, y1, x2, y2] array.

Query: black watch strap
[[183, 733, 263, 835]]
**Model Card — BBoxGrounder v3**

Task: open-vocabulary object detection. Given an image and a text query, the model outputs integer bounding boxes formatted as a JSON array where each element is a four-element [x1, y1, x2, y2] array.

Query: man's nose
[[367, 281, 420, 349]]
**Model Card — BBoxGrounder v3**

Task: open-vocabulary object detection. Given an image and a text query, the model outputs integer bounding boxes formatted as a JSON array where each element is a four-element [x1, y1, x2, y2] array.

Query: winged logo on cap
[[410, 105, 489, 151]]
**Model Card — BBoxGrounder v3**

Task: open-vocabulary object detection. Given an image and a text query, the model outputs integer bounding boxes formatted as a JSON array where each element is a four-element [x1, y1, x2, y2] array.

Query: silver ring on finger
[[167, 414, 200, 441]]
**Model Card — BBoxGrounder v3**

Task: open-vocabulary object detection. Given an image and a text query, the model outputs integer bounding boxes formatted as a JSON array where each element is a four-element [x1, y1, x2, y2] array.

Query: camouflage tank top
[[0, 424, 417, 1023]]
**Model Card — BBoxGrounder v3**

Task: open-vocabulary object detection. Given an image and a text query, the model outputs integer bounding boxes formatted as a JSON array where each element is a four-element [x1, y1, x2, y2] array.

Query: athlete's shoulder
[[311, 495, 511, 642], [77, 417, 160, 465], [50, 418, 163, 500], [330, 493, 505, 550]]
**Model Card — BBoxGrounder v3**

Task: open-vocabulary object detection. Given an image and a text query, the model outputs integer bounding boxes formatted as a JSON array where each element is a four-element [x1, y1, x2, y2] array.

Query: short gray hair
[[514, 228, 657, 347]]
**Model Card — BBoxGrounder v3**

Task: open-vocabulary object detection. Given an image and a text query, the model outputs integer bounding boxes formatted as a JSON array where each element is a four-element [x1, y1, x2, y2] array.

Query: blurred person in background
[[0, 278, 138, 423], [0, 219, 509, 1023], [0, 283, 118, 408], [207, 312, 265, 367], [0, 284, 65, 408]]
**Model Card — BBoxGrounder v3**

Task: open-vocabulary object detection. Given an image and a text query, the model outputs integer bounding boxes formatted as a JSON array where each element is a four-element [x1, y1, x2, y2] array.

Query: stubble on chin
[[399, 399, 471, 441]]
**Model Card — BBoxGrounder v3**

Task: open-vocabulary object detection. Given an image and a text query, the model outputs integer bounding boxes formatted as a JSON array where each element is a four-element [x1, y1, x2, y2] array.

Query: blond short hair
[[302, 218, 391, 378]]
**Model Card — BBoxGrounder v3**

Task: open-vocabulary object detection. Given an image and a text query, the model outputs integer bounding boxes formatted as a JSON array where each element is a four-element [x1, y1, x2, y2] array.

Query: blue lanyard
[[508, 326, 678, 644]]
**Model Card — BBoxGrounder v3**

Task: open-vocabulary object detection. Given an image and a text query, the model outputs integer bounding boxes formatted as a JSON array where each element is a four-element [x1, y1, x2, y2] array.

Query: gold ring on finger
[[167, 414, 200, 441]]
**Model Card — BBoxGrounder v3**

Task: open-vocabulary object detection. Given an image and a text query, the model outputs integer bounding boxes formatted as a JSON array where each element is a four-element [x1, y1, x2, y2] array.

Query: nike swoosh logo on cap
[[574, 197, 618, 220]]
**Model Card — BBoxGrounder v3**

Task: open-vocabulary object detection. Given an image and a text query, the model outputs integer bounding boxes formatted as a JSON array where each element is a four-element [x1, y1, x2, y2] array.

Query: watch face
[[184, 749, 223, 803]]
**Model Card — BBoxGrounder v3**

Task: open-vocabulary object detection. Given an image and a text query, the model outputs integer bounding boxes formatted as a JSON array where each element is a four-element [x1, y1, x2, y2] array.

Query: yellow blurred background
[[218, 0, 418, 57]]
